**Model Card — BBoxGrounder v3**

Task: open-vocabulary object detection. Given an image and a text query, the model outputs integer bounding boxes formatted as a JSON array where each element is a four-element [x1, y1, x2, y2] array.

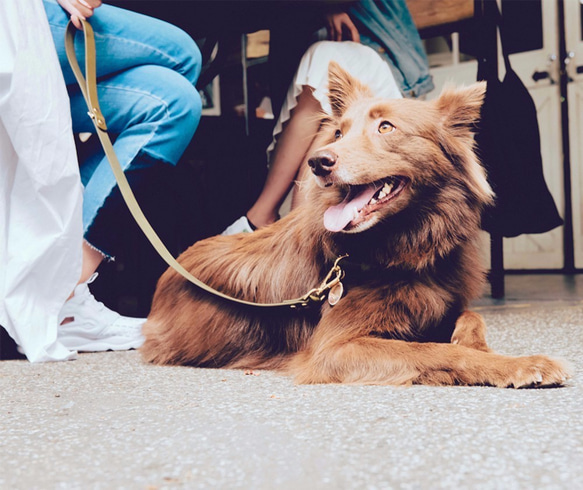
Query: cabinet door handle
[[532, 70, 551, 82], [565, 51, 575, 65]]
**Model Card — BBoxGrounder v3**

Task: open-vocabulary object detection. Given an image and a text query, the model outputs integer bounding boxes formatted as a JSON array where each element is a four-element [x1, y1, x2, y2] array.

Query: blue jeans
[[350, 0, 434, 98], [43, 0, 202, 257]]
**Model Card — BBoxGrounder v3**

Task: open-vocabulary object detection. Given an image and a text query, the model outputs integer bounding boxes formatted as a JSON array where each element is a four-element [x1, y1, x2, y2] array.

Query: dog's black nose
[[308, 150, 338, 176]]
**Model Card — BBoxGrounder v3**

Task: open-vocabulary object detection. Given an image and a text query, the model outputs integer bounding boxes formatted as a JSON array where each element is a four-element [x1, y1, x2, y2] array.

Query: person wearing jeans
[[43, 0, 202, 352]]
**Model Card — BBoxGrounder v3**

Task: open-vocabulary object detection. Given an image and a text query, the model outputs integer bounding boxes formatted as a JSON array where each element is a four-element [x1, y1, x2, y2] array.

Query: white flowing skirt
[[268, 40, 402, 159], [0, 0, 83, 361]]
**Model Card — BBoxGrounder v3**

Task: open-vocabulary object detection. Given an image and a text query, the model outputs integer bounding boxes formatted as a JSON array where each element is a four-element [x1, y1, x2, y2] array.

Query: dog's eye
[[334, 129, 343, 140], [378, 121, 395, 134]]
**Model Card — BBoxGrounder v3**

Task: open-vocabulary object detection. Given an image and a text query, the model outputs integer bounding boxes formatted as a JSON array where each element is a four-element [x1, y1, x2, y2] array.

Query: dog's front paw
[[451, 329, 491, 352], [501, 355, 572, 388], [451, 311, 491, 352]]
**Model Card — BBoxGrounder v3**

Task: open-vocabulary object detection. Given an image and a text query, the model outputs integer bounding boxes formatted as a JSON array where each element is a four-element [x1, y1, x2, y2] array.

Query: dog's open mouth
[[323, 176, 409, 232]]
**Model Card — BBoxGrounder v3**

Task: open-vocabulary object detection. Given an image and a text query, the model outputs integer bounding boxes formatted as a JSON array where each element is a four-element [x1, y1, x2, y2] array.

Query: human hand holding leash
[[57, 0, 102, 29]]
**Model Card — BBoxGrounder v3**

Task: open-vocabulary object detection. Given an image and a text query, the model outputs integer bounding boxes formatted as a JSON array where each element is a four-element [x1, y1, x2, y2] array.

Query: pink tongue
[[324, 184, 379, 232]]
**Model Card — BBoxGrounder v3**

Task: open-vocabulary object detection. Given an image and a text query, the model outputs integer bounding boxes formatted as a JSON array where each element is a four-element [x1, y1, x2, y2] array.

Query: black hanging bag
[[476, 3, 563, 237]]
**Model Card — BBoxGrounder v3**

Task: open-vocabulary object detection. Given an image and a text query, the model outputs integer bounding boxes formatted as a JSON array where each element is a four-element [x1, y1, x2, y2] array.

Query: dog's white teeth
[[370, 198, 377, 205], [375, 182, 393, 201]]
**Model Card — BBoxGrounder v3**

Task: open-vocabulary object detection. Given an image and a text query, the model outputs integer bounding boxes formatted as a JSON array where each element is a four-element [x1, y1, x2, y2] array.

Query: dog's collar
[[340, 257, 417, 283]]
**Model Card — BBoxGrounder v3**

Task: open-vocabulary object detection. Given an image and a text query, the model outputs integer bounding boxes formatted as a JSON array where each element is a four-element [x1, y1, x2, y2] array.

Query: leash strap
[[64, 19, 346, 309]]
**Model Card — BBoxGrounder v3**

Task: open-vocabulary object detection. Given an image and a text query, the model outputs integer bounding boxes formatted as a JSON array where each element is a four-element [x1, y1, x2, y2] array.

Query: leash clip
[[291, 255, 348, 309]]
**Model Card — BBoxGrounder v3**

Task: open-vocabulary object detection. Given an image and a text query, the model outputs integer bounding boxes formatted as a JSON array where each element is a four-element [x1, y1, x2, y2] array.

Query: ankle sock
[[245, 216, 258, 231]]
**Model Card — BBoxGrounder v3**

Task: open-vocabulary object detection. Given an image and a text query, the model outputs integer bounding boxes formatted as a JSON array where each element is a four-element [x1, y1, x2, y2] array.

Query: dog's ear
[[328, 61, 373, 117], [435, 82, 486, 136], [435, 82, 494, 205]]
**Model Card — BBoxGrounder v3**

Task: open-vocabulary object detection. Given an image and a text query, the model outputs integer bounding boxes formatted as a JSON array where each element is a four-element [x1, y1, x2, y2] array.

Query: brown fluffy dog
[[142, 63, 570, 388]]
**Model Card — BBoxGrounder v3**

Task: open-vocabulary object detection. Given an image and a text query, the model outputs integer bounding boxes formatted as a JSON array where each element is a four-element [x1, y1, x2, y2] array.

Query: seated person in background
[[223, 0, 433, 235]]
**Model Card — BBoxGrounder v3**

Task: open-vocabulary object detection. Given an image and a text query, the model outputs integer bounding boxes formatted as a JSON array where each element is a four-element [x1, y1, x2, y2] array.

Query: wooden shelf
[[407, 0, 474, 30]]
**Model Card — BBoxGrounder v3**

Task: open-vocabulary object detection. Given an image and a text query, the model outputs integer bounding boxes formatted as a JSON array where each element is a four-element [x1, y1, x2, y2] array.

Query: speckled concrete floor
[[1, 280, 582, 489]]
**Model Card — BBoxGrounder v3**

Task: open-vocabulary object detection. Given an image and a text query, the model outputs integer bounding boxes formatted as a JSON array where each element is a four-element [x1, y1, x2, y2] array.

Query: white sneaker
[[221, 216, 255, 235], [58, 273, 146, 352]]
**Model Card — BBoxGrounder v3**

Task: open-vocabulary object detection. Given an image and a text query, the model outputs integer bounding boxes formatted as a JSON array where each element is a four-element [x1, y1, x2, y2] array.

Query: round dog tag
[[328, 282, 344, 306]]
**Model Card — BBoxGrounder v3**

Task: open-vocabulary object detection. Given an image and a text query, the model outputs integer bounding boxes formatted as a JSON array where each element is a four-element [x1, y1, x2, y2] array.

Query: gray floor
[[1, 275, 582, 489]]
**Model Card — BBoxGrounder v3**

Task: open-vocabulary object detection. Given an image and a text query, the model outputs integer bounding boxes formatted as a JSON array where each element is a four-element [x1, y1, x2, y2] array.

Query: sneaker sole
[[58, 334, 145, 352]]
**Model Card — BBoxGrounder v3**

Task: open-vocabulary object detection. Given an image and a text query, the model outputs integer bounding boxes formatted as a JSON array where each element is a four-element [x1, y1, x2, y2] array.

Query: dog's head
[[308, 62, 493, 240]]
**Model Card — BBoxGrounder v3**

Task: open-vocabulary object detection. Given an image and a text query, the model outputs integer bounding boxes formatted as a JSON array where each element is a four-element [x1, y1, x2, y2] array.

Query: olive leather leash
[[64, 19, 347, 309]]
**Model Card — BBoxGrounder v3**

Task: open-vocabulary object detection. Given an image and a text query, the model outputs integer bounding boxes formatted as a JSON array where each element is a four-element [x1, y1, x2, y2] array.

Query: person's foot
[[221, 216, 256, 235], [58, 273, 145, 352]]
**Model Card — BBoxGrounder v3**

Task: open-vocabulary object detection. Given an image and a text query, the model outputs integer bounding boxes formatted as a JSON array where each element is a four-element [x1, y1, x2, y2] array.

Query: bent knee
[[144, 67, 202, 128], [169, 77, 202, 136], [169, 26, 202, 84], [119, 66, 202, 164]]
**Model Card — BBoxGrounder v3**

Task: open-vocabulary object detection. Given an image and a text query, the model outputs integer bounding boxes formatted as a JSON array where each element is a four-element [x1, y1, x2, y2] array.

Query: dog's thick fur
[[141, 63, 570, 388]]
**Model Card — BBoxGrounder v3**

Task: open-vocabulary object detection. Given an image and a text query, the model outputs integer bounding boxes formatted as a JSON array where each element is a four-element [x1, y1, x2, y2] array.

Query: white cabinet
[[564, 0, 583, 268], [424, 0, 570, 270]]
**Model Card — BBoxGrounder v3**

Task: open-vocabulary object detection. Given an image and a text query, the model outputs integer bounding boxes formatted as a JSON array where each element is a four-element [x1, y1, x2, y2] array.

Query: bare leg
[[80, 241, 104, 285], [246, 86, 322, 228], [291, 129, 329, 209]]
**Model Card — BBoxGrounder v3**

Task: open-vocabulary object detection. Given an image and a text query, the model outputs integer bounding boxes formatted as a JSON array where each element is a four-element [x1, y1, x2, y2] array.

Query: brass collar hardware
[[291, 255, 348, 309]]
